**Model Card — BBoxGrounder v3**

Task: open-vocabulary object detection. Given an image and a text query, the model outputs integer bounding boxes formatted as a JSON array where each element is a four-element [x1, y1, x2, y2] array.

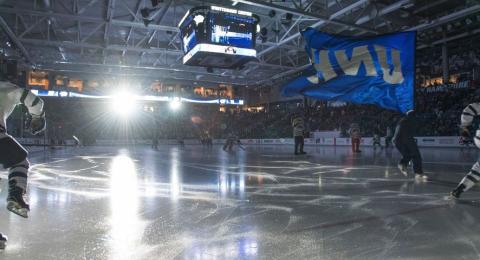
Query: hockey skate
[[397, 163, 408, 176], [449, 184, 465, 199], [0, 233, 7, 249], [7, 182, 30, 218]]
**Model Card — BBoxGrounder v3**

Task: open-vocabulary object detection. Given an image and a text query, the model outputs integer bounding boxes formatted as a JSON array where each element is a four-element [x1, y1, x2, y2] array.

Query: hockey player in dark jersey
[[385, 125, 394, 148], [223, 132, 242, 152], [0, 232, 5, 249], [372, 125, 383, 150], [393, 110, 427, 180], [450, 103, 480, 198], [0, 81, 46, 248]]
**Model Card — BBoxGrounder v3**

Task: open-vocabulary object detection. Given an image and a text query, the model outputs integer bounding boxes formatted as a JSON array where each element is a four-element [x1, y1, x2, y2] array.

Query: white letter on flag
[[374, 45, 404, 84], [335, 45, 376, 77], [310, 49, 337, 82]]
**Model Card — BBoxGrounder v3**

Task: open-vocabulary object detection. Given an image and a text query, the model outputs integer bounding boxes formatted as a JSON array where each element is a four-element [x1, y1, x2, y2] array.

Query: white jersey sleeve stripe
[[23, 90, 44, 117], [461, 103, 480, 127]]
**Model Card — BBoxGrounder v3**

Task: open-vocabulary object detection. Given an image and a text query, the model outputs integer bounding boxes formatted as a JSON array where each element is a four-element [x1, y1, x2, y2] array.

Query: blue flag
[[282, 28, 416, 113]]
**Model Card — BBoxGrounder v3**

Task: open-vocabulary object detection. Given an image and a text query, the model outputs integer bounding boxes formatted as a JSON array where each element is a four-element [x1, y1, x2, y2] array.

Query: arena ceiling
[[0, 0, 479, 87]]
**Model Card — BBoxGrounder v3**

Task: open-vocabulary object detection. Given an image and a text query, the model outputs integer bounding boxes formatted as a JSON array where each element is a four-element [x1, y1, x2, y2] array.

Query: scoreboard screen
[[178, 6, 260, 69], [208, 12, 256, 49], [180, 16, 198, 53]]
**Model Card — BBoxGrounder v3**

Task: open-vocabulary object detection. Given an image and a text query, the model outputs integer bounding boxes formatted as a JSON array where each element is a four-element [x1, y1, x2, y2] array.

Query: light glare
[[169, 99, 181, 110], [111, 91, 136, 117]]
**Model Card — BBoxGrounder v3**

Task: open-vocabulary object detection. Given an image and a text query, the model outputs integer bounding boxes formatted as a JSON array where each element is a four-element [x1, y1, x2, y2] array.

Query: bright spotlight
[[111, 91, 136, 117], [169, 98, 181, 111]]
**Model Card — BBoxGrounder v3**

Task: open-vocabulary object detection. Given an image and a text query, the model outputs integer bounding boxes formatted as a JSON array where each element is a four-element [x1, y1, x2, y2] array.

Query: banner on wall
[[417, 81, 470, 93], [282, 28, 416, 113]]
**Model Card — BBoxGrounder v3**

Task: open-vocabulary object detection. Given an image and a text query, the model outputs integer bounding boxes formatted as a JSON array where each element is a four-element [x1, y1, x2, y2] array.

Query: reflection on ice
[[109, 153, 145, 260], [170, 150, 181, 201], [186, 235, 259, 259], [1, 145, 477, 259]]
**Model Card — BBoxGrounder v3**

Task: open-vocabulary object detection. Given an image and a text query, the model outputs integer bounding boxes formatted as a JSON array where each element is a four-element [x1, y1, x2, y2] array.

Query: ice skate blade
[[397, 164, 408, 177], [444, 195, 458, 208], [446, 195, 458, 201], [414, 174, 428, 182], [7, 202, 29, 218]]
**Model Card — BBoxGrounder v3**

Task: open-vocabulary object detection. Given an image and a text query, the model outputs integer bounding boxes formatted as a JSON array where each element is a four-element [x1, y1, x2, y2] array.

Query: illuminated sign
[[211, 6, 252, 16], [182, 43, 256, 64], [31, 90, 244, 105]]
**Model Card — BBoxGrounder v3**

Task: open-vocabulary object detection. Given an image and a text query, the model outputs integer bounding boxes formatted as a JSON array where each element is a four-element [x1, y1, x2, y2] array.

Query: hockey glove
[[460, 127, 471, 139], [27, 113, 46, 135]]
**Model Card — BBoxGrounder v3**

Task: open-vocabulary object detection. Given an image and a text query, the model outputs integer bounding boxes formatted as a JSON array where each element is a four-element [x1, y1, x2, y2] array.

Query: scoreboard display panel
[[178, 6, 259, 69], [180, 15, 198, 53], [208, 12, 256, 49]]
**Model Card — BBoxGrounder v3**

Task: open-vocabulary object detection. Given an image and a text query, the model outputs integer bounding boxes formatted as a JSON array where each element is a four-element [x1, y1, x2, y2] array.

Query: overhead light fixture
[[260, 27, 268, 43], [150, 0, 162, 7], [261, 27, 268, 35], [282, 13, 293, 25], [141, 7, 156, 27], [268, 10, 276, 18], [143, 19, 153, 27], [141, 8, 151, 18]]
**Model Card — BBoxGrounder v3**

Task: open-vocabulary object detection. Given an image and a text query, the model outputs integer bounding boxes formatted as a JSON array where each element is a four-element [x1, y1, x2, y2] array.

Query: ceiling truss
[[0, 0, 478, 86]]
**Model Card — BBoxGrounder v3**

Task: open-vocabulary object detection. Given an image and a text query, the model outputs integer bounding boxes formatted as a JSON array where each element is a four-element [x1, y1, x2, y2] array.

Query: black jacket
[[393, 115, 418, 143]]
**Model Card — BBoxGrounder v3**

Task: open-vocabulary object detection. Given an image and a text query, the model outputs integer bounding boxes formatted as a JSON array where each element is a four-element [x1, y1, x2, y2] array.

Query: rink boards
[[16, 136, 466, 149], [240, 136, 464, 148]]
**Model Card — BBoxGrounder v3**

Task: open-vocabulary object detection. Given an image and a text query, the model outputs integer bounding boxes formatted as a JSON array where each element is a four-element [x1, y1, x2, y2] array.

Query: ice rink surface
[[1, 144, 480, 260]]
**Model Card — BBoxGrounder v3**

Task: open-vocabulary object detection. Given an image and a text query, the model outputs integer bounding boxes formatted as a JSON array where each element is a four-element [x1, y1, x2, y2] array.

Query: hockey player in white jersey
[[0, 81, 46, 248], [450, 103, 480, 199]]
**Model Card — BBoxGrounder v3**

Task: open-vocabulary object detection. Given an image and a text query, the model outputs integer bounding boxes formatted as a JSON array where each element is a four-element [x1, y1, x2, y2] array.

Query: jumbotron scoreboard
[[178, 6, 260, 69]]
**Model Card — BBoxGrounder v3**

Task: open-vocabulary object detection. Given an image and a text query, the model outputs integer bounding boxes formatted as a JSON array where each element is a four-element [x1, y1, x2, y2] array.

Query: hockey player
[[0, 80, 45, 249], [223, 132, 239, 152], [0, 81, 45, 217], [349, 123, 361, 153], [372, 125, 382, 150], [393, 110, 427, 179], [204, 131, 213, 148], [0, 233, 6, 249], [385, 125, 394, 148], [292, 114, 306, 155], [450, 102, 480, 198]]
